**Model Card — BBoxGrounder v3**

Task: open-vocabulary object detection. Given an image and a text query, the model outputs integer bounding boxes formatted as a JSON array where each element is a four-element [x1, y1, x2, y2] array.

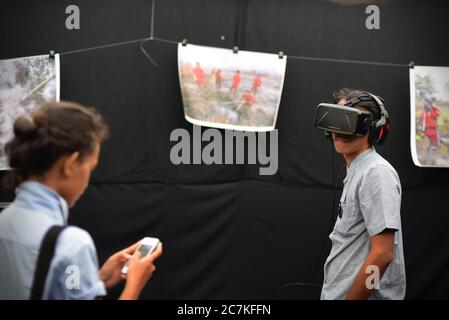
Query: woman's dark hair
[[4, 101, 109, 186], [332, 88, 381, 120]]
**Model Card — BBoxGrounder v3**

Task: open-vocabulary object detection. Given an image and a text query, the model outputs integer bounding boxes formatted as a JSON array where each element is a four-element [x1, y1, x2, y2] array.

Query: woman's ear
[[61, 151, 80, 177]]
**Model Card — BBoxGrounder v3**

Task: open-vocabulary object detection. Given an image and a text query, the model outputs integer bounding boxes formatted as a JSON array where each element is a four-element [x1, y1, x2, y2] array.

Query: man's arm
[[345, 229, 395, 300]]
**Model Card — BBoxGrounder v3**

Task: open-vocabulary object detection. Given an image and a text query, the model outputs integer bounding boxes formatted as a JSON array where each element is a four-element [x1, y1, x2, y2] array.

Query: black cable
[[26, 0, 412, 68], [139, 40, 158, 66], [311, 145, 346, 284], [275, 143, 346, 299], [274, 282, 322, 300], [150, 0, 155, 39], [58, 37, 152, 56], [287, 53, 409, 68], [234, 0, 249, 49], [53, 36, 410, 68]]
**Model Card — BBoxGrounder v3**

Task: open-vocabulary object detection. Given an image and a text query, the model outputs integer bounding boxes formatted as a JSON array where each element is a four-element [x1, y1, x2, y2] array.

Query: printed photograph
[[0, 54, 60, 170], [410, 65, 449, 167], [178, 44, 286, 131]]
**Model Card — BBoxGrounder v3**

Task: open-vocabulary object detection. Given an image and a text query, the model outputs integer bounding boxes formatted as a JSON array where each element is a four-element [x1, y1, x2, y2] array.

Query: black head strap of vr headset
[[344, 93, 391, 145]]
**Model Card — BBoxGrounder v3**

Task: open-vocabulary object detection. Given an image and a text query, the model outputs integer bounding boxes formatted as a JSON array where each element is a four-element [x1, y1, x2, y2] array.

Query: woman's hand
[[99, 241, 140, 289], [120, 243, 163, 300]]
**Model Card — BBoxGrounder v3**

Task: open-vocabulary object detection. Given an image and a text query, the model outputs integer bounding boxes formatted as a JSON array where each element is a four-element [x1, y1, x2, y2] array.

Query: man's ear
[[61, 151, 80, 177]]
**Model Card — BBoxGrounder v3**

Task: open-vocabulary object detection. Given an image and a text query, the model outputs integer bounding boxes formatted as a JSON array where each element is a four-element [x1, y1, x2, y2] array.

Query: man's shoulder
[[367, 152, 396, 169], [361, 152, 401, 186]]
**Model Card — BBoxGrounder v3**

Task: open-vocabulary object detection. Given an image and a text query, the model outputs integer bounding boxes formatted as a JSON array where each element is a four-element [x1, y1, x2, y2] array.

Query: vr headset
[[314, 92, 391, 145]]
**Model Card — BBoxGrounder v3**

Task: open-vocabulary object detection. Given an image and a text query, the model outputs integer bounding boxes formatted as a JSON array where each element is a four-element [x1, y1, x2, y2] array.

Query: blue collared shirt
[[0, 181, 106, 299]]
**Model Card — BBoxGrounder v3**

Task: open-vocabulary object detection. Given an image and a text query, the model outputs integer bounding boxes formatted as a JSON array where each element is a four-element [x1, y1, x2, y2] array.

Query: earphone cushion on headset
[[348, 93, 389, 146], [369, 121, 379, 145], [369, 118, 390, 145]]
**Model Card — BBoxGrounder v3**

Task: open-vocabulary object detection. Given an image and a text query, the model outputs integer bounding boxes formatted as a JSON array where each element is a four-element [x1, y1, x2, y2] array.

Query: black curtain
[[1, 0, 449, 299]]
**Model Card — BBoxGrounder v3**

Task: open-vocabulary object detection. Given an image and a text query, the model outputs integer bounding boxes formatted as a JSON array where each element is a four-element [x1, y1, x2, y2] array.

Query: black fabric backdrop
[[1, 0, 449, 299]]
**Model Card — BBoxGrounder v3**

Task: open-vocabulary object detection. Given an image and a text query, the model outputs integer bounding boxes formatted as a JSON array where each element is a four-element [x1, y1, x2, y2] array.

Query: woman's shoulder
[[56, 226, 97, 258]]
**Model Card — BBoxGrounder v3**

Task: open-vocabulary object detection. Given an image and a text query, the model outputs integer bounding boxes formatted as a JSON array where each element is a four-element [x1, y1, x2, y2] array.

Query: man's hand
[[99, 241, 141, 289], [345, 229, 395, 300]]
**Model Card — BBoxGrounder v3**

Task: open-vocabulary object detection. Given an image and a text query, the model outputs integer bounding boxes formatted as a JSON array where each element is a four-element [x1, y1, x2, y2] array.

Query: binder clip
[[181, 39, 188, 47], [408, 61, 415, 68], [49, 50, 55, 59], [278, 51, 284, 59], [233, 46, 239, 54]]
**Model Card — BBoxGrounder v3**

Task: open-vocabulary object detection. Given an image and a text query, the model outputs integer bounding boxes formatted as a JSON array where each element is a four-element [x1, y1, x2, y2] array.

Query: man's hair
[[332, 88, 381, 120]]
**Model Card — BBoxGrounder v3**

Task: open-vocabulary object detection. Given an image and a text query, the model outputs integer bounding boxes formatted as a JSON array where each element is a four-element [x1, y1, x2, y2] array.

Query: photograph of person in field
[[411, 66, 449, 167], [178, 44, 286, 132]]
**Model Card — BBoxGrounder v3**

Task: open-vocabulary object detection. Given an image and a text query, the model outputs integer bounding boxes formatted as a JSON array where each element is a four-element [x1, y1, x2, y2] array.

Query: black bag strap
[[30, 225, 66, 300]]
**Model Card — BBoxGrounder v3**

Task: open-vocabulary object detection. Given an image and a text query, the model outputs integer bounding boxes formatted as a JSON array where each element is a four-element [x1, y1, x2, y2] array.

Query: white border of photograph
[[409, 67, 421, 167]]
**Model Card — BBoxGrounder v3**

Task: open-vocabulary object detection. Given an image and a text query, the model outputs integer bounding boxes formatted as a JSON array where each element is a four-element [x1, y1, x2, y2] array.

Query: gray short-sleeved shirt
[[321, 147, 406, 300]]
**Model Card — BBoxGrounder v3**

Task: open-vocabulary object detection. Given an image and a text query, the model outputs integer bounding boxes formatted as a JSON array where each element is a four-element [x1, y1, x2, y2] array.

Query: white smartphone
[[121, 237, 160, 274]]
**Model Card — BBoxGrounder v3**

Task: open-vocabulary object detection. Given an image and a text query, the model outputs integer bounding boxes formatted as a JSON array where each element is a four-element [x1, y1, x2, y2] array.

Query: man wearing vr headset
[[315, 88, 406, 300]]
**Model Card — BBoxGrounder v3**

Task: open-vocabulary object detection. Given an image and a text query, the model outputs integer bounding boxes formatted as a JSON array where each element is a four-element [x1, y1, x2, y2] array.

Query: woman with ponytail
[[0, 102, 162, 300]]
